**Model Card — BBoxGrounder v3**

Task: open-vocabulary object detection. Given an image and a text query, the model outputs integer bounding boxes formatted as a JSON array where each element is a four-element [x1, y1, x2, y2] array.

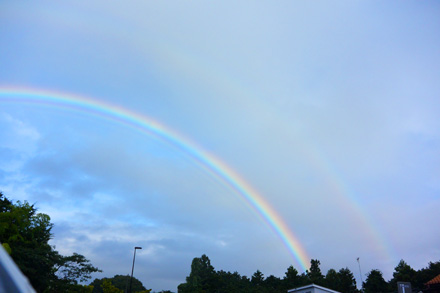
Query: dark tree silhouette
[[363, 269, 388, 293]]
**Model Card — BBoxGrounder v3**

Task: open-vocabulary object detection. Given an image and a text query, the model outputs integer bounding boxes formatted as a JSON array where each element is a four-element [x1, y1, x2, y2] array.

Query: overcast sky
[[1, 1, 440, 291]]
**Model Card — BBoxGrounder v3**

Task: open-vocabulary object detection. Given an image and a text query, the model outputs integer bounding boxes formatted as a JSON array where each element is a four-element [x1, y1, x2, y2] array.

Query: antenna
[[357, 257, 363, 289]]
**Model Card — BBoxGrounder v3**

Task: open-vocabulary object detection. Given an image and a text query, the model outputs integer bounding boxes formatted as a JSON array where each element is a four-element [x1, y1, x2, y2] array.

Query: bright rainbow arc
[[0, 86, 310, 271]]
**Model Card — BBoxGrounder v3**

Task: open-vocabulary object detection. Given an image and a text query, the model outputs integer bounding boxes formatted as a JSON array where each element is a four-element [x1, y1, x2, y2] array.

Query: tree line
[[177, 254, 440, 293], [2, 191, 439, 292]]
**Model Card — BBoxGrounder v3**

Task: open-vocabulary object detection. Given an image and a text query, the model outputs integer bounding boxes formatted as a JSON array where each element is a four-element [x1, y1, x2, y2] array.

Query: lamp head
[[135, 247, 142, 250]]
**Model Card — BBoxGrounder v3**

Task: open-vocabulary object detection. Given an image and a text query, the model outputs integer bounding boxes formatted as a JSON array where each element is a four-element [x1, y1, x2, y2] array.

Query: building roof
[[288, 283, 341, 293], [426, 274, 440, 285]]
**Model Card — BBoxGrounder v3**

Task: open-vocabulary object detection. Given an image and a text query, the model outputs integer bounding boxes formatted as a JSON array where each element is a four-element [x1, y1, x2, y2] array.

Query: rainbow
[[0, 86, 310, 271], [304, 145, 395, 263]]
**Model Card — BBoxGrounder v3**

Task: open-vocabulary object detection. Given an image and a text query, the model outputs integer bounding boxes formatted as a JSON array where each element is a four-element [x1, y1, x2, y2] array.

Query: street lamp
[[129, 246, 142, 293]]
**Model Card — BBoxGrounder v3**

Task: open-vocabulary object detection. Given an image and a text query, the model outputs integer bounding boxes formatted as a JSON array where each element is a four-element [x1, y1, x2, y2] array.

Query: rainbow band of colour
[[0, 86, 310, 271]]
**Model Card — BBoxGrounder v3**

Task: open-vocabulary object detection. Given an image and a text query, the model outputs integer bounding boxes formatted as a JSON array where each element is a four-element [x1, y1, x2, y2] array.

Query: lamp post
[[129, 246, 142, 293]]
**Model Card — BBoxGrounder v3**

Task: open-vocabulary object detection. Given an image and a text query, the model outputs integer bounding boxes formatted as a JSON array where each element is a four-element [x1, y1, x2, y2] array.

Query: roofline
[[288, 283, 341, 293]]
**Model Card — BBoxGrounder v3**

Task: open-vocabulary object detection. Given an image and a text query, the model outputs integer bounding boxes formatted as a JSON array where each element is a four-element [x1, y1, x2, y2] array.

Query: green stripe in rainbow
[[0, 86, 310, 271]]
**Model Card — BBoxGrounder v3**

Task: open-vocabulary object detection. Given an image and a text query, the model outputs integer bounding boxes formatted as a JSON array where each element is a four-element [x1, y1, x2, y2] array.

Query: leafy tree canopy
[[178, 254, 217, 293], [0, 192, 101, 292], [90, 275, 148, 293]]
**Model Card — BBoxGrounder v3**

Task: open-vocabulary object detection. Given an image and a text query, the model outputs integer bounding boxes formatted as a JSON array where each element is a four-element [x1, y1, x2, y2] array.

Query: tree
[[415, 261, 440, 290], [336, 268, 358, 293], [251, 270, 264, 286], [0, 193, 56, 291], [214, 270, 252, 293], [251, 270, 265, 293], [178, 254, 216, 293], [389, 259, 416, 290], [307, 259, 325, 286], [264, 274, 281, 293], [0, 192, 101, 292], [101, 279, 123, 293], [325, 268, 339, 290], [110, 275, 147, 292], [325, 268, 357, 292], [363, 269, 388, 293], [55, 252, 101, 284], [90, 275, 148, 293], [283, 265, 303, 291]]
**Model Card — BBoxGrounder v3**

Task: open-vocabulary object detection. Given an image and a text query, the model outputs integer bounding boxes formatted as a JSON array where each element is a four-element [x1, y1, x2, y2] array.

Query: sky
[[1, 1, 440, 291]]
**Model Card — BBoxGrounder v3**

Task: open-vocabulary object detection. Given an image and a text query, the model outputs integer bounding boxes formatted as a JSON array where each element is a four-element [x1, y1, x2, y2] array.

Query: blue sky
[[1, 1, 440, 291]]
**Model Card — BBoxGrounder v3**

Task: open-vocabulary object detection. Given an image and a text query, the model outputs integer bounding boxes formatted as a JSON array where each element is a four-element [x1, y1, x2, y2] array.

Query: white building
[[287, 283, 341, 293]]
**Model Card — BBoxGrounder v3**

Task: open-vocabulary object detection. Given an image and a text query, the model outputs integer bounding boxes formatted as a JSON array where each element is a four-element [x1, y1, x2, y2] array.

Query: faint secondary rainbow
[[303, 144, 395, 262], [0, 86, 310, 271]]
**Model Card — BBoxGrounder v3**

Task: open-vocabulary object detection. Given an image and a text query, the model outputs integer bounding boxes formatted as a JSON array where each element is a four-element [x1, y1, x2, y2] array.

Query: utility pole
[[129, 247, 142, 293]]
